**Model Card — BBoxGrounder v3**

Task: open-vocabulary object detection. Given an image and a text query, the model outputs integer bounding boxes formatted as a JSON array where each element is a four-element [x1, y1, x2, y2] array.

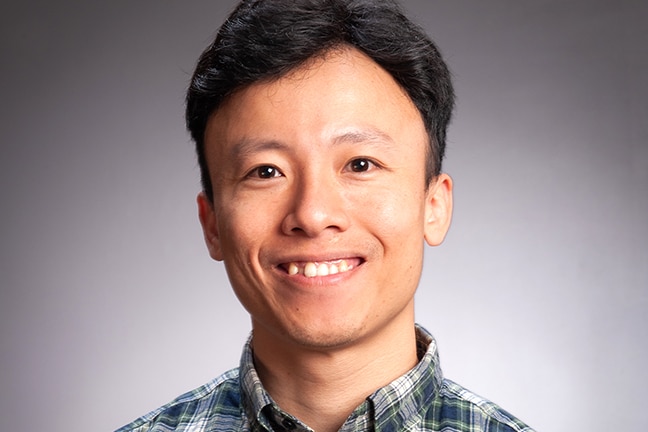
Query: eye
[[247, 165, 282, 179], [348, 158, 375, 173]]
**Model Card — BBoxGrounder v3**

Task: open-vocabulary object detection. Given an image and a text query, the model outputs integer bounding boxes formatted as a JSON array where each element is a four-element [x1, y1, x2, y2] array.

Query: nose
[[281, 173, 350, 237]]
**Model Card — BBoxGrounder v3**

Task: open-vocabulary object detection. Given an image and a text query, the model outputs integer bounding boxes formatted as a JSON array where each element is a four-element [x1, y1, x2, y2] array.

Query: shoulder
[[114, 368, 242, 432], [435, 379, 535, 432]]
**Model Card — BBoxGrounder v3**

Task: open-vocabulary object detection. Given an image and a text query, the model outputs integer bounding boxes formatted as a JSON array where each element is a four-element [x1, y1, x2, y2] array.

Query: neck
[[251, 313, 418, 432]]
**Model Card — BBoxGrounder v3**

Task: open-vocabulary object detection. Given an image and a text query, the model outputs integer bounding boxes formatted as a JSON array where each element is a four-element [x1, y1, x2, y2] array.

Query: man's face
[[198, 47, 452, 350]]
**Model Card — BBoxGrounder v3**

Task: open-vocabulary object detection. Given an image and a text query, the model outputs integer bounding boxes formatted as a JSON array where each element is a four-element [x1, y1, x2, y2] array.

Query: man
[[117, 0, 534, 431]]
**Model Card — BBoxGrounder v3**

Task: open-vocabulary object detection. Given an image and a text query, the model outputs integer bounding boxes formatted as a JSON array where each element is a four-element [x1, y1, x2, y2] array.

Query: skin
[[198, 47, 453, 431]]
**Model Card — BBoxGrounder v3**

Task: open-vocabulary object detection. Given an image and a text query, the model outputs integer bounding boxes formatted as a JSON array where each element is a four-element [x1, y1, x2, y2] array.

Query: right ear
[[197, 192, 224, 261]]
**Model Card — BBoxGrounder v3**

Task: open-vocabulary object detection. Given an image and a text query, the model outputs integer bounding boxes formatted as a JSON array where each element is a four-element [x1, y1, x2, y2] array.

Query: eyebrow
[[228, 127, 396, 160], [332, 128, 396, 148], [229, 138, 289, 161]]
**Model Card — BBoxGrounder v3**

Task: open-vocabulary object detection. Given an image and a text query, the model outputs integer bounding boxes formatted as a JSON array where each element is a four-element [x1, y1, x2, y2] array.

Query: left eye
[[348, 158, 374, 172], [247, 165, 283, 179]]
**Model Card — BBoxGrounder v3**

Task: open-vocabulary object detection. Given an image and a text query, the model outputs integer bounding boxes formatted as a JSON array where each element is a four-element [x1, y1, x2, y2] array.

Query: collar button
[[281, 418, 297, 430]]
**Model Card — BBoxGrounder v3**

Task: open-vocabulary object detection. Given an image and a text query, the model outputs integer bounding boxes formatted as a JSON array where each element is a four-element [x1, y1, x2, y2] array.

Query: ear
[[197, 192, 224, 261], [424, 173, 453, 246]]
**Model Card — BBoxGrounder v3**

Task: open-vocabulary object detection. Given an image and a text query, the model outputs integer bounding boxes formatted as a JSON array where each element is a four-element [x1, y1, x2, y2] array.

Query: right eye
[[247, 165, 283, 179]]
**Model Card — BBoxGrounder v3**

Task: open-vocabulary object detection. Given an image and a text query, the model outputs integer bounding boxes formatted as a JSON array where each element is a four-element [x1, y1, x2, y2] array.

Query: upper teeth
[[287, 260, 351, 278]]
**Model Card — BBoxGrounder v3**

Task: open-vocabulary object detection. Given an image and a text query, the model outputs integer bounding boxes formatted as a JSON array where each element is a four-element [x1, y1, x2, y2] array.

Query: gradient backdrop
[[1, 1, 646, 431]]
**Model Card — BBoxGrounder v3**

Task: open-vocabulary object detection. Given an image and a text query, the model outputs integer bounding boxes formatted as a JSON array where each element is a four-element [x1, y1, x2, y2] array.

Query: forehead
[[204, 47, 426, 163]]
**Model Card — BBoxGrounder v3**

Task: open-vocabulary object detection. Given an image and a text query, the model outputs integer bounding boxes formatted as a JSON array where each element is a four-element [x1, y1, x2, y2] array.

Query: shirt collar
[[238, 333, 280, 430], [368, 324, 444, 429], [238, 325, 443, 430]]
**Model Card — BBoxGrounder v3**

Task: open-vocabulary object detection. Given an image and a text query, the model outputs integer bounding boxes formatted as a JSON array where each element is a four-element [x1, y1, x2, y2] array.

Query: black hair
[[186, 0, 454, 200]]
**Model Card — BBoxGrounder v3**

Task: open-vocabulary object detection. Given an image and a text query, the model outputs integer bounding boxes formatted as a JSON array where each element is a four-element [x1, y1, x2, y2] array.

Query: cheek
[[216, 195, 285, 265], [358, 185, 425, 240], [216, 205, 259, 258], [217, 206, 270, 299]]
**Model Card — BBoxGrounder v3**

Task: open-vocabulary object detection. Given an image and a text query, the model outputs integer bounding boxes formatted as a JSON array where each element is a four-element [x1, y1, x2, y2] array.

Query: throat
[[251, 326, 419, 432]]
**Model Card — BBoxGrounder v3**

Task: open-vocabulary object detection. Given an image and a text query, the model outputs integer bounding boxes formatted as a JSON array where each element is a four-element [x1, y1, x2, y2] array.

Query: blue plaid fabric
[[116, 325, 534, 431]]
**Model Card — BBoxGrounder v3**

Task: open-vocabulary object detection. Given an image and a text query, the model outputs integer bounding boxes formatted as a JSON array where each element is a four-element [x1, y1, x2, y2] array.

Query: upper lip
[[271, 251, 366, 266]]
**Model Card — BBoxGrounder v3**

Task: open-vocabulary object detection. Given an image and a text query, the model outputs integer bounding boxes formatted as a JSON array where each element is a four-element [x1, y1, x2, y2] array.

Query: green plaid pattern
[[116, 326, 535, 431]]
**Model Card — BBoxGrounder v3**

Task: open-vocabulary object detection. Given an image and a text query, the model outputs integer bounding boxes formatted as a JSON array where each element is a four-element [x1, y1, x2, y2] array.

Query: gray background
[[1, 1, 646, 431]]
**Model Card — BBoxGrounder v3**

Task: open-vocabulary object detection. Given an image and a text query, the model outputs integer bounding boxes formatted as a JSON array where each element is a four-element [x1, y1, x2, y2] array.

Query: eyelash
[[346, 157, 380, 173], [246, 165, 283, 179]]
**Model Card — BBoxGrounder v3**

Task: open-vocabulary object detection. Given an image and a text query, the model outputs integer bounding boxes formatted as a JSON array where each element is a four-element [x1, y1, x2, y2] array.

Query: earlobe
[[424, 173, 453, 246], [197, 192, 224, 261]]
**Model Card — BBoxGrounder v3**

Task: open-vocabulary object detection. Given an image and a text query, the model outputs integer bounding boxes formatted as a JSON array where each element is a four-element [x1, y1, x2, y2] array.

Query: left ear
[[197, 192, 224, 261], [424, 173, 453, 246]]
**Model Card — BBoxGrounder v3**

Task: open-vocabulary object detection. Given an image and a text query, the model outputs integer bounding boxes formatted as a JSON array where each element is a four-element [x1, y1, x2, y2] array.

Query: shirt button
[[281, 418, 297, 430]]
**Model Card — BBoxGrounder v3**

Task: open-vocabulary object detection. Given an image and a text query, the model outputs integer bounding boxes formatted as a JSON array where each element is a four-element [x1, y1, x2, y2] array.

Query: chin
[[282, 320, 366, 351]]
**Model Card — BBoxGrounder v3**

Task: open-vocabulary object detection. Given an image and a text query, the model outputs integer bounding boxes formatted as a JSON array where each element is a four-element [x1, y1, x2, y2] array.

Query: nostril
[[290, 226, 307, 235]]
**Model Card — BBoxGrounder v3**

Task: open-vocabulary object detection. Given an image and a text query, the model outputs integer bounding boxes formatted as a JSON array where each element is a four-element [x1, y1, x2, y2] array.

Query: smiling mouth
[[280, 259, 362, 278]]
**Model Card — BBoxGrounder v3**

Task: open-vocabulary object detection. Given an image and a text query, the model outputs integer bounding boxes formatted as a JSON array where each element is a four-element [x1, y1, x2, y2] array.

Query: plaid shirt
[[116, 325, 534, 431]]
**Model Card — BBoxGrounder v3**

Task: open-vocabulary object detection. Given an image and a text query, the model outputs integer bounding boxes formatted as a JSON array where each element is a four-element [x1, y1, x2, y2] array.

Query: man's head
[[191, 0, 454, 350], [186, 0, 454, 201]]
